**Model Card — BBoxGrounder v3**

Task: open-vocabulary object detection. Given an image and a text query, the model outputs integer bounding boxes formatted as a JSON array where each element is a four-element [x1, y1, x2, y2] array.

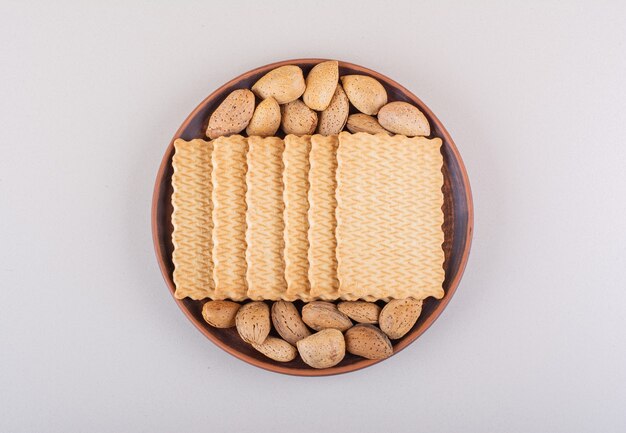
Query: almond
[[337, 301, 381, 324], [252, 337, 298, 362], [345, 113, 391, 135], [302, 301, 352, 332], [251, 65, 305, 104], [271, 301, 311, 345], [246, 96, 281, 137], [206, 89, 255, 139], [235, 301, 270, 344], [281, 100, 318, 135], [296, 329, 346, 369], [317, 84, 349, 135], [303, 60, 339, 111], [201, 300, 241, 328], [379, 298, 423, 339], [377, 101, 430, 136], [345, 324, 393, 360], [341, 75, 387, 115]]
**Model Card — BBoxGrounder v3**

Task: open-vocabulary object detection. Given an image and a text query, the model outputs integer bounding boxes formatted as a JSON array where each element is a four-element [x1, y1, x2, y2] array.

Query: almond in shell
[[246, 96, 281, 137], [337, 301, 381, 324], [202, 300, 241, 328], [379, 298, 423, 340], [271, 301, 311, 345], [303, 60, 339, 111], [345, 113, 391, 135], [251, 65, 306, 104], [281, 100, 318, 135], [296, 329, 346, 369], [235, 301, 270, 344], [341, 75, 387, 115], [345, 324, 393, 360], [252, 337, 298, 362], [206, 89, 255, 139], [302, 301, 352, 332], [377, 101, 430, 136], [317, 84, 349, 135]]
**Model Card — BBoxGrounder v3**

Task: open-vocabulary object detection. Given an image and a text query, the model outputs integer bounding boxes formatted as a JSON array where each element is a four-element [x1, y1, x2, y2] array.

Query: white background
[[1, 1, 625, 432]]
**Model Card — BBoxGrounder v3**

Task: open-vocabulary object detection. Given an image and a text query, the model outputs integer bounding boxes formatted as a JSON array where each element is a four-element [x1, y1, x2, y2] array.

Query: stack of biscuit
[[172, 132, 445, 302]]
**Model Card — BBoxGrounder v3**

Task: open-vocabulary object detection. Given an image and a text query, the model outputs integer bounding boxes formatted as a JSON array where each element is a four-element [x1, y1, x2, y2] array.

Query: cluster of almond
[[202, 299, 423, 368], [206, 61, 431, 139]]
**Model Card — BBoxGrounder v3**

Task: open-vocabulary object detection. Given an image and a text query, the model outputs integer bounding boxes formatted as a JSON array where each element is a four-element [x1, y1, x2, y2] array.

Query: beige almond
[[345, 113, 391, 135], [206, 89, 255, 139], [271, 301, 311, 345], [201, 300, 241, 328], [296, 329, 346, 369], [235, 301, 270, 344], [281, 100, 318, 135], [302, 301, 352, 332], [377, 101, 430, 136], [252, 337, 298, 362], [251, 65, 306, 104], [246, 96, 281, 137], [379, 298, 423, 339], [317, 84, 349, 135], [345, 324, 393, 360], [337, 301, 381, 324], [303, 60, 339, 111], [341, 75, 387, 115]]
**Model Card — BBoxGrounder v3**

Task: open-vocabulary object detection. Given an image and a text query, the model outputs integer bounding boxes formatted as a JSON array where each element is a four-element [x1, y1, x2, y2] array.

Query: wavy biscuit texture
[[246, 136, 288, 300], [308, 135, 339, 300], [171, 138, 214, 300], [172, 131, 444, 302], [336, 132, 445, 301], [211, 135, 248, 300], [283, 135, 312, 298]]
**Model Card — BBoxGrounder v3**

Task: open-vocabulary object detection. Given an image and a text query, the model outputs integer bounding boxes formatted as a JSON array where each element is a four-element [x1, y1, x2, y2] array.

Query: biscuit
[[211, 135, 248, 301], [336, 132, 445, 301], [283, 135, 312, 299], [171, 138, 214, 300], [245, 136, 288, 300], [307, 134, 339, 300]]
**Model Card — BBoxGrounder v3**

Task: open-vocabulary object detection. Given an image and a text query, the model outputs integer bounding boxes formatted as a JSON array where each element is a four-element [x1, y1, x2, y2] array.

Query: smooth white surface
[[1, 1, 625, 432]]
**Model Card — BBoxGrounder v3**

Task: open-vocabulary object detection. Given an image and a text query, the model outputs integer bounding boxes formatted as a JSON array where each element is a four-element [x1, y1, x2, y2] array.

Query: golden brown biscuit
[[336, 132, 445, 301], [211, 135, 248, 301], [283, 135, 312, 299], [171, 138, 214, 300], [245, 136, 288, 300], [308, 135, 339, 300]]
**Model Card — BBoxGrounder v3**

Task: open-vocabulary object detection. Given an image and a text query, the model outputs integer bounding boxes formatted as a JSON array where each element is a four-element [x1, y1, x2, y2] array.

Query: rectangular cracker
[[336, 132, 445, 301], [283, 135, 311, 300], [211, 135, 248, 301], [171, 138, 214, 300], [308, 134, 339, 300], [245, 136, 287, 300]]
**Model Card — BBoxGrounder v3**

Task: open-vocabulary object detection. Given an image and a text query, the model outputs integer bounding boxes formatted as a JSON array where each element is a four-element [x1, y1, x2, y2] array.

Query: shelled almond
[[204, 60, 430, 138], [271, 301, 311, 345], [379, 298, 423, 339], [251, 65, 306, 104], [297, 329, 346, 369], [302, 302, 352, 332], [235, 302, 270, 344], [202, 300, 241, 328], [337, 301, 381, 324], [252, 337, 298, 362], [200, 297, 425, 366], [206, 89, 255, 139], [345, 324, 393, 360]]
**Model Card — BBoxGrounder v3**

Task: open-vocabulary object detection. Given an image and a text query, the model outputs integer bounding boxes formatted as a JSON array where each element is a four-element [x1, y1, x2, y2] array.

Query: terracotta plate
[[152, 59, 473, 376]]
